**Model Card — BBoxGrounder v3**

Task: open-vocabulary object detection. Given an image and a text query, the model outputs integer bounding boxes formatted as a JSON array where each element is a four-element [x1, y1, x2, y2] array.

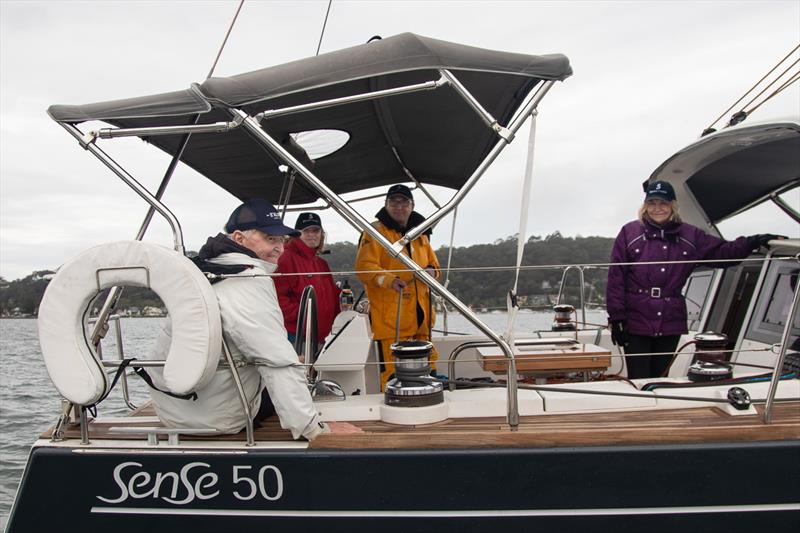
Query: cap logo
[[266, 211, 281, 220], [656, 183, 661, 190]]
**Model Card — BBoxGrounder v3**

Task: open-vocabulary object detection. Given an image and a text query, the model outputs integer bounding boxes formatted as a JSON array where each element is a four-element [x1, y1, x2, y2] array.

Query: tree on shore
[[1, 233, 614, 316]]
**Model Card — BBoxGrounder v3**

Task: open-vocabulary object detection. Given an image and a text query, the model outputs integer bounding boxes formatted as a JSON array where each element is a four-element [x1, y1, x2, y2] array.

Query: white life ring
[[37, 241, 221, 406]]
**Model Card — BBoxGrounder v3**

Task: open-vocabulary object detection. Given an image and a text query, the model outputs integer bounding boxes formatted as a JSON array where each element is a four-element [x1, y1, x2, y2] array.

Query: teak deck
[[45, 401, 800, 450]]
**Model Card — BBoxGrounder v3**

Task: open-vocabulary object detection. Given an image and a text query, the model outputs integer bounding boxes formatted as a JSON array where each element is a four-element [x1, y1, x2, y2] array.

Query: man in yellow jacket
[[355, 184, 441, 390]]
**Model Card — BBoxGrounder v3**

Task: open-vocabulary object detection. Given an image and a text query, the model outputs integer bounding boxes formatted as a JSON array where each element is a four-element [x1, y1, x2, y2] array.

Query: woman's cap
[[644, 180, 676, 202], [295, 212, 322, 230], [225, 198, 300, 236]]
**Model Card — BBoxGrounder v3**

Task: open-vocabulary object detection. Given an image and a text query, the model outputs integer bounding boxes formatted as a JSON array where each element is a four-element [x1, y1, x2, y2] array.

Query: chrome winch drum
[[689, 332, 732, 382], [384, 340, 444, 407], [551, 304, 576, 331], [693, 332, 729, 363]]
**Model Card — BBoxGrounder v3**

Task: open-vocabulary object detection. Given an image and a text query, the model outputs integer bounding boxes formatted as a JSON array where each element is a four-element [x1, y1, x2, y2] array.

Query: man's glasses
[[387, 197, 411, 207]]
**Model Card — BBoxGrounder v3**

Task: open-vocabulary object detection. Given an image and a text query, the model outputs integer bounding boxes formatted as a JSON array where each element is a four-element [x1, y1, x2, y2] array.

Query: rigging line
[[745, 70, 800, 116], [206, 0, 246, 80], [735, 57, 800, 117], [705, 42, 800, 131], [315, 0, 333, 56]]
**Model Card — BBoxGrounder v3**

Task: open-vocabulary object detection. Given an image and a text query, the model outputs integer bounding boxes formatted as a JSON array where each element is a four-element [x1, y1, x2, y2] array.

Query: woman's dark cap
[[295, 212, 322, 230], [644, 180, 676, 202]]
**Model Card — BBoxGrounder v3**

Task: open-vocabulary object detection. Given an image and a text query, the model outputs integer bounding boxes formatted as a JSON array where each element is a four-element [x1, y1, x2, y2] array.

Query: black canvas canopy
[[48, 33, 572, 204], [648, 121, 800, 224]]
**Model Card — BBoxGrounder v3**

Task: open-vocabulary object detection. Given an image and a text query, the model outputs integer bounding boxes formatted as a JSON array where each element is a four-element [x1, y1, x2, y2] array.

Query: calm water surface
[[0, 310, 606, 527]]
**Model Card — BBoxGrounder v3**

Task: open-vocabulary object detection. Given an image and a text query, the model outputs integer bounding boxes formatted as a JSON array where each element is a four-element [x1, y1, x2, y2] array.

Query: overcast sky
[[1, 0, 798, 281]]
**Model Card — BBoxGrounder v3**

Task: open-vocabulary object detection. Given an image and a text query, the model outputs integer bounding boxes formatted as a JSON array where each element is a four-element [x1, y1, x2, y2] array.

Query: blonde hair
[[638, 199, 682, 224], [295, 228, 327, 254]]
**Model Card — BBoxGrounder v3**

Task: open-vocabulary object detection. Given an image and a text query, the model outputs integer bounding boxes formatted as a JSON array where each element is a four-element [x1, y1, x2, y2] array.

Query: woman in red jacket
[[275, 213, 341, 344]]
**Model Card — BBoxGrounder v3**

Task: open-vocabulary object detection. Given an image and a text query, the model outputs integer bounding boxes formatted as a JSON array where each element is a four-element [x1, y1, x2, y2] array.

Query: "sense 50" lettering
[[97, 462, 284, 505]]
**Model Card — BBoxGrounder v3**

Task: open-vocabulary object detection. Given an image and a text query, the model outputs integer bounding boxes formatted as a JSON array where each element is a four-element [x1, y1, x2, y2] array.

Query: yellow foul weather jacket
[[355, 209, 440, 342]]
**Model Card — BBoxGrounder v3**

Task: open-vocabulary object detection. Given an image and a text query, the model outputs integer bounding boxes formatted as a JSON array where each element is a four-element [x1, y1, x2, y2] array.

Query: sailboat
[[6, 32, 799, 532]]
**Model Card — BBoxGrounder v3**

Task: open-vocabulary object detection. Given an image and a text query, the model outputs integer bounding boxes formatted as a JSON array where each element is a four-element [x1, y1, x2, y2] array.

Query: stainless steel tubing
[[439, 69, 497, 130], [221, 338, 255, 446], [556, 265, 586, 327], [305, 299, 316, 382], [103, 123, 194, 346], [257, 76, 447, 120], [113, 318, 137, 410], [236, 110, 522, 428], [764, 270, 800, 423], [769, 193, 800, 224], [59, 121, 186, 346], [446, 337, 579, 391], [58, 123, 184, 253], [95, 120, 240, 139], [400, 80, 556, 247], [79, 406, 90, 445]]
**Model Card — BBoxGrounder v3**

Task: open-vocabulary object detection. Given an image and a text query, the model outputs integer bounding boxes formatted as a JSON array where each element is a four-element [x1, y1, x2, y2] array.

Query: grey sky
[[1, 0, 798, 281]]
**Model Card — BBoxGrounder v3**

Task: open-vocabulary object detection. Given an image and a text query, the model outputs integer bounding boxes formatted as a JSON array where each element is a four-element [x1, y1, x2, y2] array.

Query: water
[[0, 317, 158, 529], [0, 310, 607, 527]]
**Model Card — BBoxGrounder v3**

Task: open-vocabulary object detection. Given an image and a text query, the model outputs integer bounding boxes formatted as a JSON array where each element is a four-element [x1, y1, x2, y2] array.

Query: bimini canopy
[[647, 120, 800, 227], [47, 33, 572, 204]]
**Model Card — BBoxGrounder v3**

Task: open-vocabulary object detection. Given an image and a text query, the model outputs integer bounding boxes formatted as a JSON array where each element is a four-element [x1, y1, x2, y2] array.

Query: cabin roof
[[647, 120, 800, 226]]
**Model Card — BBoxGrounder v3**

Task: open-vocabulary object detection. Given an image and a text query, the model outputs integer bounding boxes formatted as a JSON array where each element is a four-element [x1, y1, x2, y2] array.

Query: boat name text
[[97, 462, 284, 504]]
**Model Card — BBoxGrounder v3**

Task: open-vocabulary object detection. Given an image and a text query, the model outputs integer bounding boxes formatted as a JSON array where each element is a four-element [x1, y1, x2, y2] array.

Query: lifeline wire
[[205, 255, 797, 280]]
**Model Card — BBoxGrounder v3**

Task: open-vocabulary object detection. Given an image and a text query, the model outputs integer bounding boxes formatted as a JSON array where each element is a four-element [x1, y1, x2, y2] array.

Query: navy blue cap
[[644, 180, 676, 202], [386, 184, 413, 201], [225, 198, 300, 237], [295, 212, 322, 230]]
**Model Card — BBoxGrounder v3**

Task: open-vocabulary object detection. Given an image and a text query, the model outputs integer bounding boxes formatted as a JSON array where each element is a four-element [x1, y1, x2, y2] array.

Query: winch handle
[[395, 286, 404, 345]]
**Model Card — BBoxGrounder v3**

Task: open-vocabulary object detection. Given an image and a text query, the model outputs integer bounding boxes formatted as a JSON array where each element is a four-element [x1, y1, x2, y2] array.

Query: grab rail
[[556, 265, 587, 327], [764, 265, 800, 423], [447, 337, 579, 391], [294, 285, 319, 380]]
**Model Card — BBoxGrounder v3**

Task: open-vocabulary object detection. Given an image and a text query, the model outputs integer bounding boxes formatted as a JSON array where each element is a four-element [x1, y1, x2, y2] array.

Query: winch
[[688, 332, 733, 382], [551, 304, 576, 331], [384, 287, 444, 407], [384, 340, 444, 407]]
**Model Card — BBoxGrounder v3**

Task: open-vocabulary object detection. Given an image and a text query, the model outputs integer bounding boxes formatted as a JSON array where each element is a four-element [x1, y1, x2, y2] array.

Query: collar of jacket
[[642, 218, 681, 242], [210, 252, 277, 274], [375, 207, 432, 236], [198, 232, 259, 260], [286, 237, 317, 259]]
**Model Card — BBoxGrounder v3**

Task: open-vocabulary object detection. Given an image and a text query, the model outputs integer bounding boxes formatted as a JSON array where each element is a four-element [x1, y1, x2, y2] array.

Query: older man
[[355, 184, 441, 390], [146, 198, 327, 441]]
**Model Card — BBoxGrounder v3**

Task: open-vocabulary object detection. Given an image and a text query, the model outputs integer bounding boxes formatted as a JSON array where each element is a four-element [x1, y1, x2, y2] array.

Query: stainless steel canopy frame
[[50, 69, 561, 429], [232, 77, 558, 428]]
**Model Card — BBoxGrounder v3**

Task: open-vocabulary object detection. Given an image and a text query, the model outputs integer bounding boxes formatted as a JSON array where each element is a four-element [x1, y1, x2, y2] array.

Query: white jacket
[[147, 252, 322, 439]]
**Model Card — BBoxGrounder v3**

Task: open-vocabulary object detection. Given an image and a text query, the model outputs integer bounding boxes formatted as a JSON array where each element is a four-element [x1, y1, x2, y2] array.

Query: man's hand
[[390, 277, 407, 292], [610, 320, 629, 347]]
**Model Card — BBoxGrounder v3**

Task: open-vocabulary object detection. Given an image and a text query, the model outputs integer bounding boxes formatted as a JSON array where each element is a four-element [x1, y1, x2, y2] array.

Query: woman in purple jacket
[[606, 180, 779, 379]]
